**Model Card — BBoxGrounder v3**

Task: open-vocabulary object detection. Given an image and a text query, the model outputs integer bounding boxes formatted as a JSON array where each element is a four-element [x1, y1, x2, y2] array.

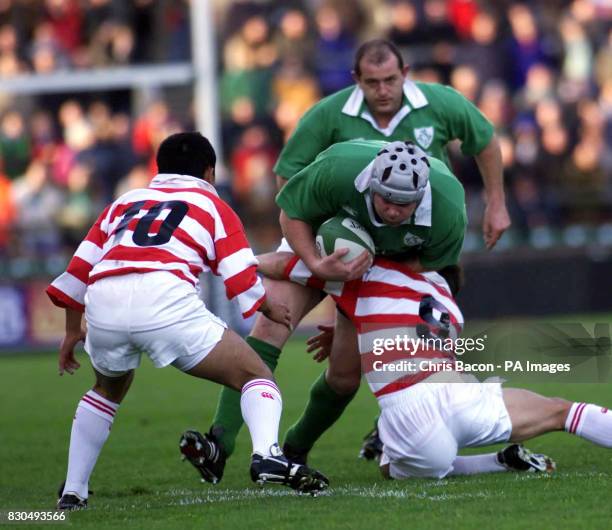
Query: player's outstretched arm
[[58, 307, 86, 376], [256, 252, 295, 280]]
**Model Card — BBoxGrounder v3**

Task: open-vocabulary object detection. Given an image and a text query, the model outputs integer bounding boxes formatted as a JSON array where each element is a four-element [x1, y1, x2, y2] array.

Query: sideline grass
[[1, 338, 612, 529]]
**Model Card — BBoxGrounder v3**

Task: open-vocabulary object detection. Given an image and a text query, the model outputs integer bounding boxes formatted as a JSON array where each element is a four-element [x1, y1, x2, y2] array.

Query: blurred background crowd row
[[0, 0, 611, 279]]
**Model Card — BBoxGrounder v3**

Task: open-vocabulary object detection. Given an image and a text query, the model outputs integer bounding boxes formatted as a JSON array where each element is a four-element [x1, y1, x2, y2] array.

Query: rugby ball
[[315, 216, 375, 263]]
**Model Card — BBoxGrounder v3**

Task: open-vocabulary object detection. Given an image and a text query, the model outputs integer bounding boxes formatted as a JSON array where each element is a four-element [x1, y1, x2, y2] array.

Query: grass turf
[[2, 337, 612, 530]]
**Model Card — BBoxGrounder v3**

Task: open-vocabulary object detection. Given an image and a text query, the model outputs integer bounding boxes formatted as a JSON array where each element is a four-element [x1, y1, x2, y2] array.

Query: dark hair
[[156, 132, 216, 178], [353, 39, 404, 77]]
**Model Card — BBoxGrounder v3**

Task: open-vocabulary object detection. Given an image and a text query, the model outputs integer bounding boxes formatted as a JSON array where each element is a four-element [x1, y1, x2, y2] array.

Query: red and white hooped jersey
[[284, 256, 464, 399], [46, 173, 265, 318]]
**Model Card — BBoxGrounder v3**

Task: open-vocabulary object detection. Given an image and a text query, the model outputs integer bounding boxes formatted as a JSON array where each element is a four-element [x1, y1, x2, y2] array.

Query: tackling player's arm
[[256, 252, 295, 280]]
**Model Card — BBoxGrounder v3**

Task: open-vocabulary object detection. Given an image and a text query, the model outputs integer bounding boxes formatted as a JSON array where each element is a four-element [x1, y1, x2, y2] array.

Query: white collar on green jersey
[[341, 80, 429, 137], [150, 173, 219, 196], [353, 162, 433, 227]]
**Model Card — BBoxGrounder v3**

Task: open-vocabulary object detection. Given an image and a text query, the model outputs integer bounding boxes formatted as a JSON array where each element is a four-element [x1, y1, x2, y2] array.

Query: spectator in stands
[[272, 55, 320, 141], [56, 161, 100, 249], [0, 24, 26, 79], [29, 21, 70, 72], [29, 110, 57, 165], [43, 0, 82, 58], [11, 160, 63, 258], [77, 101, 136, 201], [478, 81, 513, 130], [0, 110, 30, 180], [506, 4, 551, 89], [274, 8, 314, 70], [131, 100, 170, 165], [313, 3, 355, 95], [386, 0, 425, 48], [447, 0, 479, 40], [456, 9, 507, 83], [220, 14, 278, 143]]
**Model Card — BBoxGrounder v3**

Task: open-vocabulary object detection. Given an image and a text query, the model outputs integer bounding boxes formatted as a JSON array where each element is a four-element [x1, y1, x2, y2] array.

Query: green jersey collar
[[341, 80, 429, 137], [353, 161, 433, 227]]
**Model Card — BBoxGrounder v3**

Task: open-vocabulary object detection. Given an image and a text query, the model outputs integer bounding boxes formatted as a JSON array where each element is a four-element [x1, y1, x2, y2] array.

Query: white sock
[[62, 390, 119, 499], [448, 453, 507, 475], [240, 378, 282, 456], [565, 402, 612, 448]]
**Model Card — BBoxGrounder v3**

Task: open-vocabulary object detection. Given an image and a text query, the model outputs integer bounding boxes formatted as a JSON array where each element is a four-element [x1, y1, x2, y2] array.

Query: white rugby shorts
[[378, 371, 512, 479], [84, 272, 227, 376]]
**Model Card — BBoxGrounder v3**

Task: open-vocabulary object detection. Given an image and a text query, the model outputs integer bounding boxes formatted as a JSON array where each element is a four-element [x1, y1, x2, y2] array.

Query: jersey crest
[[414, 126, 434, 149], [403, 232, 425, 247]]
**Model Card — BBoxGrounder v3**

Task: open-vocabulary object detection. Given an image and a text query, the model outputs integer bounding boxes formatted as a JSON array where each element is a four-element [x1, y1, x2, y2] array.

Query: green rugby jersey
[[276, 140, 467, 270], [274, 80, 493, 180]]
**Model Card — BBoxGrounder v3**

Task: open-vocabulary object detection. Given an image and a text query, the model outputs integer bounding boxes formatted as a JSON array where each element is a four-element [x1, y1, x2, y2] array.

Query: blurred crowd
[[0, 0, 191, 74], [0, 0, 611, 277]]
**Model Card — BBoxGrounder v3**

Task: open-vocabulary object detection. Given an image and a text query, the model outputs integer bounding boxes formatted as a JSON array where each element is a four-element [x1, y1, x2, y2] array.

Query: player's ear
[[401, 64, 410, 78], [203, 166, 215, 184], [351, 70, 361, 84]]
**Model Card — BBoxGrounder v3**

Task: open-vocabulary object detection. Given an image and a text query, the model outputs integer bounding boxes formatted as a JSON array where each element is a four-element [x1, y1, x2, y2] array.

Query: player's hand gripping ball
[[316, 216, 375, 263]]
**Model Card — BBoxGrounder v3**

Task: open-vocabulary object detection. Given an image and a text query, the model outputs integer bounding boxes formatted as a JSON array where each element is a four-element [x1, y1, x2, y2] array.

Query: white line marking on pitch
[[162, 486, 493, 505]]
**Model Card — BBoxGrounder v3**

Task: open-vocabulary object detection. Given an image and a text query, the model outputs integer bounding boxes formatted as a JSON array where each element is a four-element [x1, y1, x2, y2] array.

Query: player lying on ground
[[182, 139, 467, 480], [46, 133, 328, 510], [257, 251, 612, 479]]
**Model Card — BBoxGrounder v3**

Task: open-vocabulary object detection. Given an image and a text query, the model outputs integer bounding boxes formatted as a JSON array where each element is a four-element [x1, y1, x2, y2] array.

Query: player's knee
[[550, 397, 573, 429], [250, 314, 291, 348], [93, 371, 133, 403], [239, 361, 273, 387]]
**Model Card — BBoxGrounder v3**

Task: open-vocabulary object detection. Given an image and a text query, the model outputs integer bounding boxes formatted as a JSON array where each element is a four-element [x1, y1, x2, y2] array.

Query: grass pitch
[[2, 337, 612, 530]]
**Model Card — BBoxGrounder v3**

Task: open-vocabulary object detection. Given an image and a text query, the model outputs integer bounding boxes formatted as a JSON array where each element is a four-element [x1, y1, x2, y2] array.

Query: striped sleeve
[[282, 255, 356, 314], [213, 202, 265, 318], [283, 255, 345, 298], [46, 206, 110, 311]]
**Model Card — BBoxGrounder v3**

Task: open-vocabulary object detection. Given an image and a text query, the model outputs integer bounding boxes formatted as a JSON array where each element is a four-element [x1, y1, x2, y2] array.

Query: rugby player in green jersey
[[276, 139, 466, 274]]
